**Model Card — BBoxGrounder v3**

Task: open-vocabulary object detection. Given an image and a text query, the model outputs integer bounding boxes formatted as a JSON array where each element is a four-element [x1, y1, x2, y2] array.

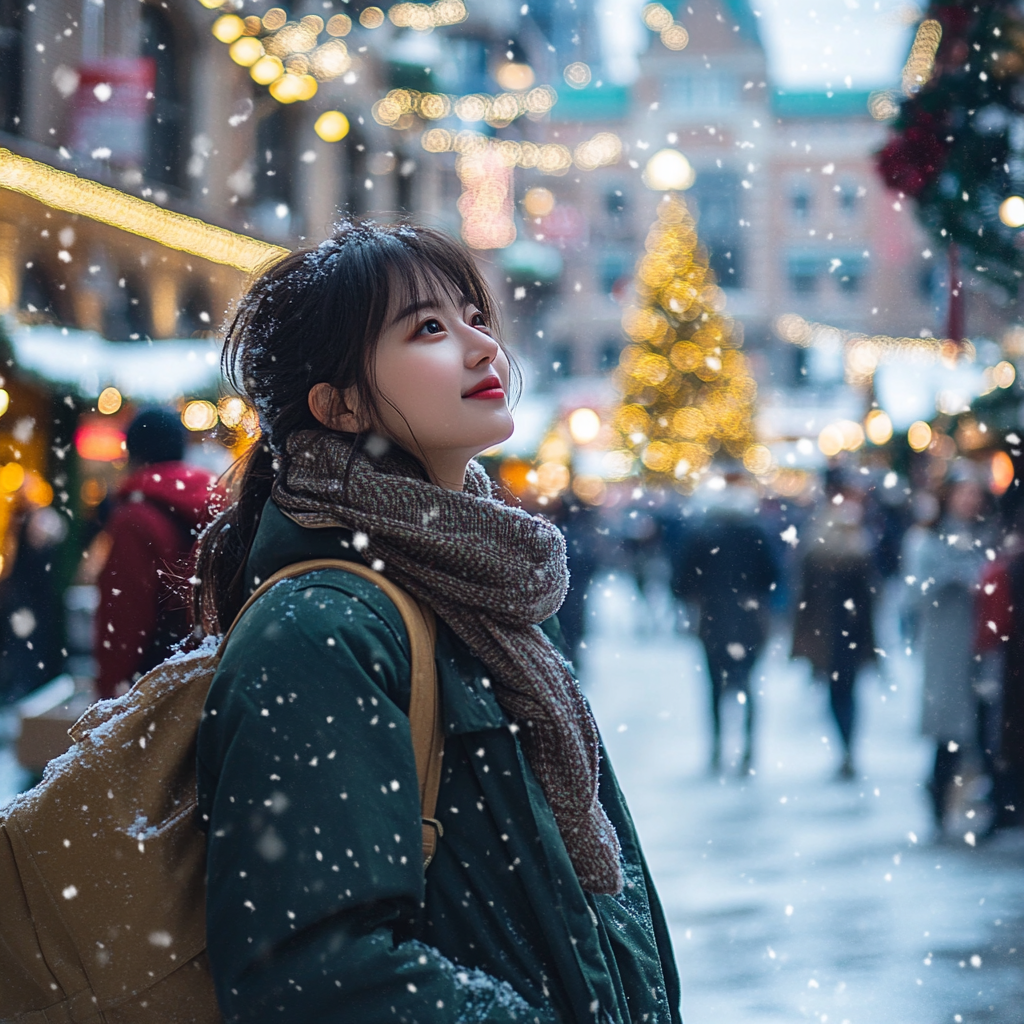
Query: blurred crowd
[[2, 415, 1023, 843], [551, 458, 1024, 842]]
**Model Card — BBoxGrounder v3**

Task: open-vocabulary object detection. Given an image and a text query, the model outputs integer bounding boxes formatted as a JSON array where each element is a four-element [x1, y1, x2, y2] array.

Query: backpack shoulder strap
[[221, 559, 444, 868]]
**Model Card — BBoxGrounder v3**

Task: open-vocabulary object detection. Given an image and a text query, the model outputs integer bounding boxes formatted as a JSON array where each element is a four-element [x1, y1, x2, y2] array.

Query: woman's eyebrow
[[389, 298, 441, 327]]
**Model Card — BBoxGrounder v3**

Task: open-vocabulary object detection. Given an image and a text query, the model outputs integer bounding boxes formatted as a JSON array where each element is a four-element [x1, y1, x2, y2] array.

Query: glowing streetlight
[[642, 149, 696, 191], [999, 195, 1024, 228]]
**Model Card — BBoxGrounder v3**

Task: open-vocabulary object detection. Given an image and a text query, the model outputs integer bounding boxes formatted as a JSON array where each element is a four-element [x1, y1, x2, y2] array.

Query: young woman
[[193, 223, 681, 1024]]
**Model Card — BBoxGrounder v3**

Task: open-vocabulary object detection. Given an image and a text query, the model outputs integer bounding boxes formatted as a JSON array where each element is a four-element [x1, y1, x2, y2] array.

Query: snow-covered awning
[[7, 321, 222, 402]]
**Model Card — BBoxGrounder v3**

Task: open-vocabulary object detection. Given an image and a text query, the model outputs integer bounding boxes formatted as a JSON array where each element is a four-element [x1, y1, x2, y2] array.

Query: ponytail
[[192, 441, 276, 634]]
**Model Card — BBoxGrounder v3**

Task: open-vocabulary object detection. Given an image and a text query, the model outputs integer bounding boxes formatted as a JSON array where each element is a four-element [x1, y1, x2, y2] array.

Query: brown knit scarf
[[272, 430, 623, 895]]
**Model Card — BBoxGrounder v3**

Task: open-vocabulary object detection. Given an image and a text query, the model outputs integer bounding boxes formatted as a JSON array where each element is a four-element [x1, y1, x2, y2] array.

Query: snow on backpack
[[0, 559, 442, 1024]]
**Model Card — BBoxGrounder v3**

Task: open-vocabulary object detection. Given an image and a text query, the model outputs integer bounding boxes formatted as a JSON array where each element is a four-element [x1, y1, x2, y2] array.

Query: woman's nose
[[465, 326, 499, 366]]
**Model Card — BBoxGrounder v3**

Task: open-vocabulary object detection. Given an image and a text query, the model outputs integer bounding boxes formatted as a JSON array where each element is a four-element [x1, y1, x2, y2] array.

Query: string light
[[0, 149, 288, 272], [373, 85, 557, 130], [212, 14, 245, 43], [420, 128, 616, 175], [456, 149, 516, 250], [389, 1, 468, 29], [314, 110, 350, 142], [773, 312, 975, 385], [902, 19, 942, 95]]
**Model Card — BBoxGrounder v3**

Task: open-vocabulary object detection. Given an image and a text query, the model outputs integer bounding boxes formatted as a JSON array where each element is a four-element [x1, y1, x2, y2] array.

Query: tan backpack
[[0, 560, 442, 1024]]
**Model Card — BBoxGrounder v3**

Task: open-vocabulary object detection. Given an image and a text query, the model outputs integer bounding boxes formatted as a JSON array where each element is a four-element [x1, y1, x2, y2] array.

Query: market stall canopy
[[7, 322, 222, 402]]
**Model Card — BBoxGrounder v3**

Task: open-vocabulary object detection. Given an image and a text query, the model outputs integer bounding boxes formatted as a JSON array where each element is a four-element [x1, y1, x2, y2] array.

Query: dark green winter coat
[[196, 500, 682, 1024]]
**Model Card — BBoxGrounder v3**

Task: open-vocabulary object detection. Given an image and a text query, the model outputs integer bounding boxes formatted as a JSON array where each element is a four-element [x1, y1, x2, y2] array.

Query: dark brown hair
[[192, 221, 515, 633]]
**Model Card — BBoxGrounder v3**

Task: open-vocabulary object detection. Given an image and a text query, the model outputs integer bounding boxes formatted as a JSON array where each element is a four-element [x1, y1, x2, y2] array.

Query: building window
[[599, 251, 631, 294], [787, 254, 819, 294], [606, 189, 627, 216], [837, 180, 863, 215], [790, 185, 812, 220], [663, 71, 739, 112], [599, 342, 621, 372], [0, 0, 25, 134], [837, 258, 866, 293], [142, 5, 187, 187], [689, 171, 745, 288], [550, 345, 573, 378]]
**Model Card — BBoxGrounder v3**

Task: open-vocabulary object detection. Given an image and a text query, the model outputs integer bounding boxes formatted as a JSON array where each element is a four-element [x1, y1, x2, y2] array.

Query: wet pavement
[[583, 573, 1024, 1024], [1, 575, 1021, 1023]]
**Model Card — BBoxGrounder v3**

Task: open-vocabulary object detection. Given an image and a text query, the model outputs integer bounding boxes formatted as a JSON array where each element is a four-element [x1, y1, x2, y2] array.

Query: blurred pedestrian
[[0, 500, 67, 702], [672, 475, 779, 773], [551, 495, 604, 661], [791, 483, 876, 779], [94, 408, 222, 699], [908, 466, 990, 831]]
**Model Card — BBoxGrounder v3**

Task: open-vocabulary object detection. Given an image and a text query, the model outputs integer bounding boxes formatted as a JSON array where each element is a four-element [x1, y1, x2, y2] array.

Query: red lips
[[463, 374, 505, 400]]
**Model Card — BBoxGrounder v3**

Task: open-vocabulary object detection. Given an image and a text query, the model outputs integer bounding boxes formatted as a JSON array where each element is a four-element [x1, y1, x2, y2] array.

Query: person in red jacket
[[95, 409, 223, 699]]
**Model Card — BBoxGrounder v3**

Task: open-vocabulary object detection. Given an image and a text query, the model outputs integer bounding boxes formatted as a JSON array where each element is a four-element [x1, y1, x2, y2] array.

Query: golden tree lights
[[456, 149, 515, 250], [608, 195, 760, 490]]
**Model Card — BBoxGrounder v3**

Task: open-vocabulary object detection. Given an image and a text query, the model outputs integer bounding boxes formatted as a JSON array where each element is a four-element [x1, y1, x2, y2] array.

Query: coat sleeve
[[197, 575, 554, 1024]]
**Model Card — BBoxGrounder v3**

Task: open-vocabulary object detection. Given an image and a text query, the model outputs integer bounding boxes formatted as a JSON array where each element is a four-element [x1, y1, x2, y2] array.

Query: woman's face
[[363, 288, 514, 488]]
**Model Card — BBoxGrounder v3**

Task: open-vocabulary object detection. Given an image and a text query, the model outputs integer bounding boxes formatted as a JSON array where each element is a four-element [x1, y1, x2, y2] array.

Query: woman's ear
[[308, 383, 365, 432]]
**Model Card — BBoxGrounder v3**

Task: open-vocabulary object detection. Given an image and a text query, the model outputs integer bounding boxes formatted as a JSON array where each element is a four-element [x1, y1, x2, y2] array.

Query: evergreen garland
[[877, 1, 1024, 292]]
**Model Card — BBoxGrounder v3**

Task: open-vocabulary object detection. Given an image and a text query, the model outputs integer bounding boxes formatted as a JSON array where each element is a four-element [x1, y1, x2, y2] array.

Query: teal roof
[[719, 0, 762, 45], [772, 90, 874, 119], [550, 84, 630, 123]]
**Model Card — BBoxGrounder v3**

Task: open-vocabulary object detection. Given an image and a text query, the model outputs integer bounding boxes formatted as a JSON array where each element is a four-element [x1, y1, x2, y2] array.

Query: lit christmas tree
[[607, 192, 768, 490]]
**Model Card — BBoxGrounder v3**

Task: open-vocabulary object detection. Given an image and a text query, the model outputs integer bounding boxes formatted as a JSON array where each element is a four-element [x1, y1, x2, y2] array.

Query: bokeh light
[[642, 3, 674, 30], [97, 387, 122, 415], [992, 451, 1015, 495], [568, 408, 601, 445], [864, 409, 893, 445], [182, 400, 219, 432], [314, 110, 350, 142], [523, 186, 555, 218], [250, 55, 285, 85], [228, 37, 264, 67], [994, 360, 1017, 387], [818, 424, 844, 458], [359, 6, 385, 28], [643, 149, 696, 191], [496, 62, 535, 91], [0, 389, 8, 417], [326, 14, 352, 35], [563, 62, 592, 89], [660, 24, 689, 50], [907, 420, 933, 452], [212, 15, 245, 44], [0, 462, 25, 493], [999, 196, 1024, 228]]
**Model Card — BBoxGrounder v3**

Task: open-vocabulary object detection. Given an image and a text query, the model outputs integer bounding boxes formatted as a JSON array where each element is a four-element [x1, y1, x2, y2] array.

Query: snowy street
[[2, 571, 1021, 1023], [584, 573, 1024, 1024]]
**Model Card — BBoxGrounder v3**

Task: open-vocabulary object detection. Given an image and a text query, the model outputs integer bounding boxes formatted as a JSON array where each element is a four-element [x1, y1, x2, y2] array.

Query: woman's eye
[[471, 313, 488, 327], [418, 318, 443, 335]]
